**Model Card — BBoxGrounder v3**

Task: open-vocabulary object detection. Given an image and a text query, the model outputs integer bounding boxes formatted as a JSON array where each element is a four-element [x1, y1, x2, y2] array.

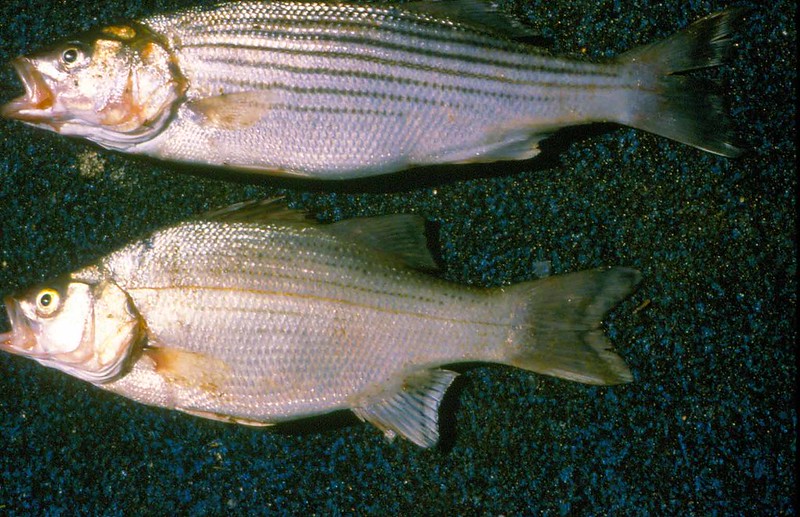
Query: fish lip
[[0, 295, 35, 355], [0, 57, 55, 122]]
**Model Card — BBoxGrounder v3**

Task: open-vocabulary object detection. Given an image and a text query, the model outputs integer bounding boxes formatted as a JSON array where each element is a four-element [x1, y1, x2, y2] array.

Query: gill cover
[[1, 23, 185, 148], [0, 279, 141, 383]]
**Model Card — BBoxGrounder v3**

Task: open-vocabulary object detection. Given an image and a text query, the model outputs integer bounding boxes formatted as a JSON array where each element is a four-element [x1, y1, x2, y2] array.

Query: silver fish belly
[[2, 2, 744, 179], [0, 202, 640, 447]]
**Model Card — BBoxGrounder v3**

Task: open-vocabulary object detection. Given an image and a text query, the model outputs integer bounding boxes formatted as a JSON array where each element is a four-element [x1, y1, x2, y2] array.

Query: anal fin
[[427, 129, 546, 165], [352, 369, 458, 448]]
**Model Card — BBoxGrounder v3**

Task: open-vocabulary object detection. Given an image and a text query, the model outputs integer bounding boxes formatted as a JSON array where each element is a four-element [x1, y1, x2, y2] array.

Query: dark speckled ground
[[0, 0, 795, 514]]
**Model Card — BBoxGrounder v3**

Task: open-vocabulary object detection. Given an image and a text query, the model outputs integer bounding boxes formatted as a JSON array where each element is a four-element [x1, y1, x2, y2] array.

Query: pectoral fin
[[352, 369, 458, 448], [143, 346, 229, 394], [186, 91, 276, 130]]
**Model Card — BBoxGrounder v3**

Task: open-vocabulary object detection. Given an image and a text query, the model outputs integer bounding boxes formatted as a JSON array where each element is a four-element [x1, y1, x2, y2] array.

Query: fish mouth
[[1, 57, 55, 122], [0, 296, 35, 355]]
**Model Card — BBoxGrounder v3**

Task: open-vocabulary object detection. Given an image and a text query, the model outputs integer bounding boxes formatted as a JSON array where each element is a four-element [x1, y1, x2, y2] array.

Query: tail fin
[[505, 267, 641, 385], [618, 8, 747, 157]]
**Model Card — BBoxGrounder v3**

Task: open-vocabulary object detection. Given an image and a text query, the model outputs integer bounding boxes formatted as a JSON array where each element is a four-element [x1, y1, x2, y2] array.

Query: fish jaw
[[0, 296, 37, 356], [0, 57, 60, 126]]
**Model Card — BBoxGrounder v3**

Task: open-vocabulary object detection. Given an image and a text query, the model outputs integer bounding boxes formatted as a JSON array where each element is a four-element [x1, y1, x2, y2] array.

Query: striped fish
[[2, 2, 743, 179], [0, 200, 641, 447]]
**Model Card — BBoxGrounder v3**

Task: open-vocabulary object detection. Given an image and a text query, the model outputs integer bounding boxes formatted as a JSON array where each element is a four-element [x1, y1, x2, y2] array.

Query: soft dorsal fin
[[401, 0, 537, 40], [352, 369, 458, 448], [322, 214, 439, 272]]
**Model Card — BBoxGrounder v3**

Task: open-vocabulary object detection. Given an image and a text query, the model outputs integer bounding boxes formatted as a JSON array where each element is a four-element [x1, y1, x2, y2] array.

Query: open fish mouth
[[0, 296, 35, 355], [1, 57, 55, 122]]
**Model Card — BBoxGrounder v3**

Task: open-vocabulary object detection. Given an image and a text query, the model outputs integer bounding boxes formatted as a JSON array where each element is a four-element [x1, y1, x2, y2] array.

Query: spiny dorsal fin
[[204, 200, 439, 271], [400, 0, 537, 40], [352, 369, 458, 448], [203, 198, 312, 224], [322, 214, 439, 272]]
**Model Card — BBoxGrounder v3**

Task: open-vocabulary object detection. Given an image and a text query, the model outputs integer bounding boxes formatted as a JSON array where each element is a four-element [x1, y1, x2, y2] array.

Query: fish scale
[[1, 202, 640, 446], [138, 2, 640, 175], [95, 221, 512, 421], [2, 2, 743, 177]]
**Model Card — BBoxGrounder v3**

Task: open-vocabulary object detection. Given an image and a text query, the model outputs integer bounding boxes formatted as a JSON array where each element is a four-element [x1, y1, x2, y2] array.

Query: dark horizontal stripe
[[180, 28, 614, 79], [171, 2, 525, 47], [207, 79, 496, 110], [213, 66, 569, 106], [139, 245, 463, 307], [178, 10, 531, 56], [131, 284, 507, 328], [191, 47, 630, 93], [270, 104, 402, 117]]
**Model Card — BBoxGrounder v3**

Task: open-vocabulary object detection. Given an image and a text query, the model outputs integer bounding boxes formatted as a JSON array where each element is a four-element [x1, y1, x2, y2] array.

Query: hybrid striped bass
[[1, 2, 743, 179], [0, 201, 640, 447]]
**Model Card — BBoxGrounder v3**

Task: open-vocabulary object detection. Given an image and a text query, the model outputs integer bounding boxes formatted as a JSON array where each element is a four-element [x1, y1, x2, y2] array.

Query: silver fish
[[1, 2, 742, 179], [0, 201, 640, 447]]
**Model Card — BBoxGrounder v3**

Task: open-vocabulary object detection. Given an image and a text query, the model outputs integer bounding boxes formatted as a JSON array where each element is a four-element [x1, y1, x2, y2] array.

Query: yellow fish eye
[[36, 288, 61, 316]]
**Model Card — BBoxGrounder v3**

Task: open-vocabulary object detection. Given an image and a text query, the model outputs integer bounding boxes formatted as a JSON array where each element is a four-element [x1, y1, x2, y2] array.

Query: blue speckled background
[[0, 0, 795, 514]]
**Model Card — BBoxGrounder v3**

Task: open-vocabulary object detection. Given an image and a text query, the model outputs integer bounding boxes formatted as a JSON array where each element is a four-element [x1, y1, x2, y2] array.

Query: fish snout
[[0, 324, 11, 348], [0, 295, 17, 350], [1, 57, 55, 121]]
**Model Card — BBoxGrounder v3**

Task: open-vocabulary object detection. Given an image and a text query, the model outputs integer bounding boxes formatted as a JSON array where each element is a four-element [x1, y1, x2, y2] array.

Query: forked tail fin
[[618, 8, 747, 157], [505, 267, 641, 385]]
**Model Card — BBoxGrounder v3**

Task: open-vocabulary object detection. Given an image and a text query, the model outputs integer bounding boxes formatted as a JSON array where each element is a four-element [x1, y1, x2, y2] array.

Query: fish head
[[2, 24, 185, 147], [0, 278, 142, 384]]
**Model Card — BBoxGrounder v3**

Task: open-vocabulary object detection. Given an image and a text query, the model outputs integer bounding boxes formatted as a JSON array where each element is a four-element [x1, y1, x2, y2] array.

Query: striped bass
[[1, 2, 743, 179], [0, 201, 640, 447]]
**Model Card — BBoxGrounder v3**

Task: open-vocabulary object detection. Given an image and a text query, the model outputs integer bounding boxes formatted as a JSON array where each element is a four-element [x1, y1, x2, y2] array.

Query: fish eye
[[62, 48, 79, 64], [35, 288, 61, 316], [58, 45, 87, 69]]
